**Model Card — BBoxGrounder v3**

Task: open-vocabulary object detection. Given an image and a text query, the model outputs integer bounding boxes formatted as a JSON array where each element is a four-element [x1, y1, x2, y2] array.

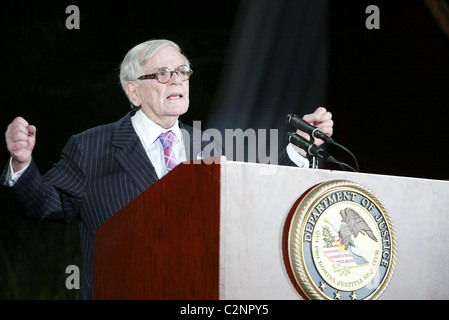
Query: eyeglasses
[[137, 65, 193, 83]]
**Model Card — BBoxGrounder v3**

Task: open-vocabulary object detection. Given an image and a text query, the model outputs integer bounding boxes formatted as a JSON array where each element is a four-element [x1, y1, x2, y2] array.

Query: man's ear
[[125, 81, 141, 108]]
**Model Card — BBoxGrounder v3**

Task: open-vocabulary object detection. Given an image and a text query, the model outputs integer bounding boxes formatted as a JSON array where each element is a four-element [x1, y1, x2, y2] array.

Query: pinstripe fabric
[[1, 110, 299, 299], [1, 110, 220, 300]]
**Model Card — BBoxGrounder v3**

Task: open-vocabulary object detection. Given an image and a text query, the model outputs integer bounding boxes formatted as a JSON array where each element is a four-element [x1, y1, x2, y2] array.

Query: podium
[[93, 157, 449, 299]]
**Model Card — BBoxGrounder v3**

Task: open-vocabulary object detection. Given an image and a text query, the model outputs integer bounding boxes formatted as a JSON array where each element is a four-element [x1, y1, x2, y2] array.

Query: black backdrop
[[327, 0, 449, 179], [0, 0, 448, 299]]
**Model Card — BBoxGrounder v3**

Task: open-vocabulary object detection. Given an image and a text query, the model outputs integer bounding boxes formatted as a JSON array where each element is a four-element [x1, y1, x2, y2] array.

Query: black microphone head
[[286, 113, 295, 124], [287, 112, 334, 144]]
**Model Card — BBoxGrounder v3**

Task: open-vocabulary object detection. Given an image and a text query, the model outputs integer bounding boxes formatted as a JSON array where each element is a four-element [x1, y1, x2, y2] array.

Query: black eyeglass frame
[[137, 65, 193, 83]]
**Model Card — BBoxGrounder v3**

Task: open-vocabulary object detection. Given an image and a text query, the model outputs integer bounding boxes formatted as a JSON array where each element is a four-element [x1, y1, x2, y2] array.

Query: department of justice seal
[[283, 180, 397, 300]]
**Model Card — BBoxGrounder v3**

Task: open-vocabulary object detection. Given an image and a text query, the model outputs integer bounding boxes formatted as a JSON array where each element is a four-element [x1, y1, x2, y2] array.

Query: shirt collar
[[132, 109, 183, 147]]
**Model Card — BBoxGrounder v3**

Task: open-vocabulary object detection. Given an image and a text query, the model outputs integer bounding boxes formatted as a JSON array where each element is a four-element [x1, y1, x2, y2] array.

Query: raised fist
[[5, 117, 36, 172]]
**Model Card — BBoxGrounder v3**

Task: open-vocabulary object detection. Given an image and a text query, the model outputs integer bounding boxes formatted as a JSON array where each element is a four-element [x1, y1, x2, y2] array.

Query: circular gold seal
[[283, 180, 397, 300]]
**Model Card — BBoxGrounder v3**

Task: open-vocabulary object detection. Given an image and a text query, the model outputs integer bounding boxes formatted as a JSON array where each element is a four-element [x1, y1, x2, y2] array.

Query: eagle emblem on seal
[[284, 180, 396, 299], [323, 207, 378, 267]]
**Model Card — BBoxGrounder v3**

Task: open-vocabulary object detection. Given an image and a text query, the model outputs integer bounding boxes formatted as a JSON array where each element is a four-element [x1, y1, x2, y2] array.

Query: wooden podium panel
[[94, 156, 449, 299], [94, 160, 221, 299]]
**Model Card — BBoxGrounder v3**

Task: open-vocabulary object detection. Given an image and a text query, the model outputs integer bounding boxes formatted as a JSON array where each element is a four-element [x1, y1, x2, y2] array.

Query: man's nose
[[168, 71, 182, 84]]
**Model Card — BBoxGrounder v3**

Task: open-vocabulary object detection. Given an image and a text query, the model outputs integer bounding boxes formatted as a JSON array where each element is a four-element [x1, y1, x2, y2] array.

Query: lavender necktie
[[158, 131, 178, 174]]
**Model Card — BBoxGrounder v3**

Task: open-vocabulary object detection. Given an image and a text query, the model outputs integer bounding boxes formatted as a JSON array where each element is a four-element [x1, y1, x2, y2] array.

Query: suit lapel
[[112, 111, 159, 193], [111, 114, 216, 192]]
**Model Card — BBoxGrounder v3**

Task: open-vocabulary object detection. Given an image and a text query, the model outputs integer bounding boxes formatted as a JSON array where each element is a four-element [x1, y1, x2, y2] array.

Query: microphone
[[286, 113, 334, 143], [286, 131, 357, 172], [286, 132, 335, 161]]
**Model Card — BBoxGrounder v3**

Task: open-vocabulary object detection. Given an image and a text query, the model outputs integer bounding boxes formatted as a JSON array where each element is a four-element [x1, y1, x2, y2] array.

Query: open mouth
[[166, 93, 183, 100]]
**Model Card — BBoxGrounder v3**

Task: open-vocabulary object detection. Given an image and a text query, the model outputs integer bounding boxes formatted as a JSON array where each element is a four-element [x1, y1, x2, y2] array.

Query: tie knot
[[158, 131, 174, 149]]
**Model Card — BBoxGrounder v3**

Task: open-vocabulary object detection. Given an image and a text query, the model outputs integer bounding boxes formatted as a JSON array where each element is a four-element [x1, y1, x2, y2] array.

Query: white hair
[[119, 39, 190, 98]]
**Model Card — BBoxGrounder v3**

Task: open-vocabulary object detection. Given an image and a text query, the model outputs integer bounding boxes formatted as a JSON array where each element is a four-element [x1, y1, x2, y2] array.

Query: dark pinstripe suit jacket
[[2, 110, 295, 299]]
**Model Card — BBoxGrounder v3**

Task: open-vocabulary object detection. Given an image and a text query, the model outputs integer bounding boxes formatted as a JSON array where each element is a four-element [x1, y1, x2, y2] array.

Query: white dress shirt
[[286, 143, 310, 168], [131, 110, 186, 178], [6, 158, 29, 186]]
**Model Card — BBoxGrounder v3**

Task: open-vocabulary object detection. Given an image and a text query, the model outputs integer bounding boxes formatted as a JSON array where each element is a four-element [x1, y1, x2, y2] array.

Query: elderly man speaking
[[2, 39, 333, 299]]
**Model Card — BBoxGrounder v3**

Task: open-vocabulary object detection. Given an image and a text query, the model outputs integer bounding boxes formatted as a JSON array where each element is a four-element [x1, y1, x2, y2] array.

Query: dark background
[[328, 0, 449, 178], [0, 0, 448, 299]]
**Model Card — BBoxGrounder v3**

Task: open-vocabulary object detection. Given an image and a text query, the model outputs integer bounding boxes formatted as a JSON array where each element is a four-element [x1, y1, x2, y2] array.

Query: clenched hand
[[5, 117, 36, 172]]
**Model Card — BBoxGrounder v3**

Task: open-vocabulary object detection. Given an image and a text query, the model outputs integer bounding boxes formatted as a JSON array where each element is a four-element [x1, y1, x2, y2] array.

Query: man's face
[[137, 46, 190, 127]]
